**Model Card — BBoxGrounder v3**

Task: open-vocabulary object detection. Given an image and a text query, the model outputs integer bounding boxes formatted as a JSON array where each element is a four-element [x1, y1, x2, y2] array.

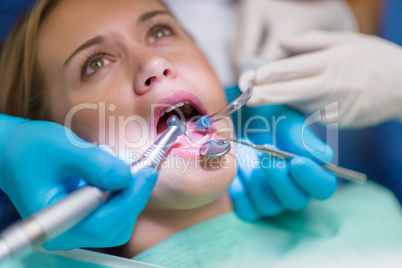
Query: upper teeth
[[161, 101, 190, 117]]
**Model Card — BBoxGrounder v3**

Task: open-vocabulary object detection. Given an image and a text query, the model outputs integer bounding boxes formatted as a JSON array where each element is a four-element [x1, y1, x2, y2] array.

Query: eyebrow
[[138, 10, 171, 23], [63, 36, 104, 66], [63, 10, 171, 67]]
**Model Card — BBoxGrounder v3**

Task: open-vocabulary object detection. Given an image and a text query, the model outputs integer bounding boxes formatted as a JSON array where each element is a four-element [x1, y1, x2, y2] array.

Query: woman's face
[[36, 0, 236, 210]]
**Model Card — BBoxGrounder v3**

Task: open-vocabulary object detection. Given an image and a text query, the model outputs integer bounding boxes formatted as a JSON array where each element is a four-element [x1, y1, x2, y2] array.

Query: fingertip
[[300, 127, 334, 165], [119, 167, 158, 212], [321, 145, 334, 165], [280, 33, 306, 47], [83, 150, 132, 190], [108, 224, 136, 248], [290, 157, 319, 177], [290, 157, 337, 200], [228, 175, 261, 222], [98, 144, 115, 156], [135, 167, 158, 189], [42, 242, 57, 251], [310, 144, 334, 165], [42, 238, 74, 251], [290, 157, 309, 170], [238, 70, 256, 92], [280, 30, 334, 53], [101, 164, 132, 190]]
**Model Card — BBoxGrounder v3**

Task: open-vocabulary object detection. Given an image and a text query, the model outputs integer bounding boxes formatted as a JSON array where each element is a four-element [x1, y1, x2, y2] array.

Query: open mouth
[[153, 91, 217, 159], [156, 101, 203, 135]]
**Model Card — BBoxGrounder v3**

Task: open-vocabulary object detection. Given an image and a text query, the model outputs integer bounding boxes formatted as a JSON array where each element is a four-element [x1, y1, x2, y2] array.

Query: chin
[[147, 150, 237, 210]]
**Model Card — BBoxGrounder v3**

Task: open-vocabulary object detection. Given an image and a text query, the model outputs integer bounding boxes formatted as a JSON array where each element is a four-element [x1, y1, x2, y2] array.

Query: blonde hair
[[0, 0, 61, 120], [0, 0, 169, 120]]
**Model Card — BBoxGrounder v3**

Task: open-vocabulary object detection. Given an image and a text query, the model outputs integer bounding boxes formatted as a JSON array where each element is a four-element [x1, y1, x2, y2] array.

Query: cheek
[[54, 75, 148, 145], [112, 115, 153, 156], [175, 49, 227, 109], [45, 77, 72, 125], [70, 108, 102, 142], [67, 104, 153, 153]]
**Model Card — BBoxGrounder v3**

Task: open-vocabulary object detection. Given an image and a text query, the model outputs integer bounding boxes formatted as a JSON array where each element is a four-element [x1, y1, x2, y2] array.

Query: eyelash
[[80, 50, 107, 79], [147, 21, 175, 43]]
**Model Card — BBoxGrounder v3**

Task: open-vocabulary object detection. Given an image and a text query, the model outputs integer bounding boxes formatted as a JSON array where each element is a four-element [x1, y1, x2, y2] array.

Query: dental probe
[[200, 139, 367, 184], [0, 115, 186, 263]]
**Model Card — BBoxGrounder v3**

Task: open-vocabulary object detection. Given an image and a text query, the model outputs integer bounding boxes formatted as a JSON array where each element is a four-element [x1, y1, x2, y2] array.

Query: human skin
[[294, 0, 382, 34], [346, 0, 382, 34], [36, 0, 237, 255]]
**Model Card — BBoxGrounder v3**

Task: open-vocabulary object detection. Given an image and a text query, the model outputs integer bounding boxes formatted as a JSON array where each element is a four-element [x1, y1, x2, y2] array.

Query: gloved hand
[[228, 104, 337, 221], [233, 0, 357, 65], [0, 114, 157, 250], [240, 31, 402, 129]]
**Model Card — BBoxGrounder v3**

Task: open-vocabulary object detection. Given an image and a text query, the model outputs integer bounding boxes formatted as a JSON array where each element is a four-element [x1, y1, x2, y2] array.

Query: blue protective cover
[[134, 181, 402, 267], [0, 0, 37, 44]]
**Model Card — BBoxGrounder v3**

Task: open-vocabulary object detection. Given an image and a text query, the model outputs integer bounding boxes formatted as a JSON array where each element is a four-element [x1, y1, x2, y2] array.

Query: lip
[[151, 90, 214, 160]]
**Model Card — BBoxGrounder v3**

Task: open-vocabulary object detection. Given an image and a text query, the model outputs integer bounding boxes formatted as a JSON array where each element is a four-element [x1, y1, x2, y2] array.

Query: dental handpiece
[[0, 115, 186, 263]]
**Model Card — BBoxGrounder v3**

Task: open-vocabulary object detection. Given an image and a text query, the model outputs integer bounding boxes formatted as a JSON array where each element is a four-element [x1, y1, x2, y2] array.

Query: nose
[[135, 54, 177, 95]]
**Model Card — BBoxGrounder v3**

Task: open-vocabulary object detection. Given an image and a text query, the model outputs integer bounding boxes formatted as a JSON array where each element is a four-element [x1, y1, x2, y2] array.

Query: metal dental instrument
[[0, 115, 186, 263], [194, 55, 266, 130], [130, 115, 187, 174], [194, 83, 253, 130], [200, 139, 367, 184]]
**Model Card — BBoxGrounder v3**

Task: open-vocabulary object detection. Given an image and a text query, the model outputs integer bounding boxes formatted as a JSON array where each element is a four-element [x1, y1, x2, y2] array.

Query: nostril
[[145, 77, 152, 86], [143, 69, 172, 88]]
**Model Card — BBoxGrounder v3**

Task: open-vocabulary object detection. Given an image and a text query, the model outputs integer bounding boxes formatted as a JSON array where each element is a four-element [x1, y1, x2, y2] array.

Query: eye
[[153, 29, 167, 39], [84, 58, 111, 76], [149, 26, 172, 43]]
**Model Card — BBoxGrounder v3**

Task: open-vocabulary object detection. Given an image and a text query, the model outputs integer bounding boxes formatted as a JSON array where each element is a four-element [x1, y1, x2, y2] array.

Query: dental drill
[[0, 115, 186, 262]]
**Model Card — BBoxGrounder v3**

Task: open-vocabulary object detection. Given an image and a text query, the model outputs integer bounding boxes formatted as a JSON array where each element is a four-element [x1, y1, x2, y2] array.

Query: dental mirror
[[200, 139, 232, 158], [200, 138, 367, 184]]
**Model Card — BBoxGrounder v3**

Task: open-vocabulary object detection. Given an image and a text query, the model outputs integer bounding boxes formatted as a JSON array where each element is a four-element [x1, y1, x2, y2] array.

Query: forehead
[[46, 0, 166, 22], [37, 0, 167, 48]]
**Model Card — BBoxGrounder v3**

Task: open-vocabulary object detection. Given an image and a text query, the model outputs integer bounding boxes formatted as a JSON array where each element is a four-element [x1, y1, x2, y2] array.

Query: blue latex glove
[[0, 114, 157, 250], [226, 88, 337, 221]]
